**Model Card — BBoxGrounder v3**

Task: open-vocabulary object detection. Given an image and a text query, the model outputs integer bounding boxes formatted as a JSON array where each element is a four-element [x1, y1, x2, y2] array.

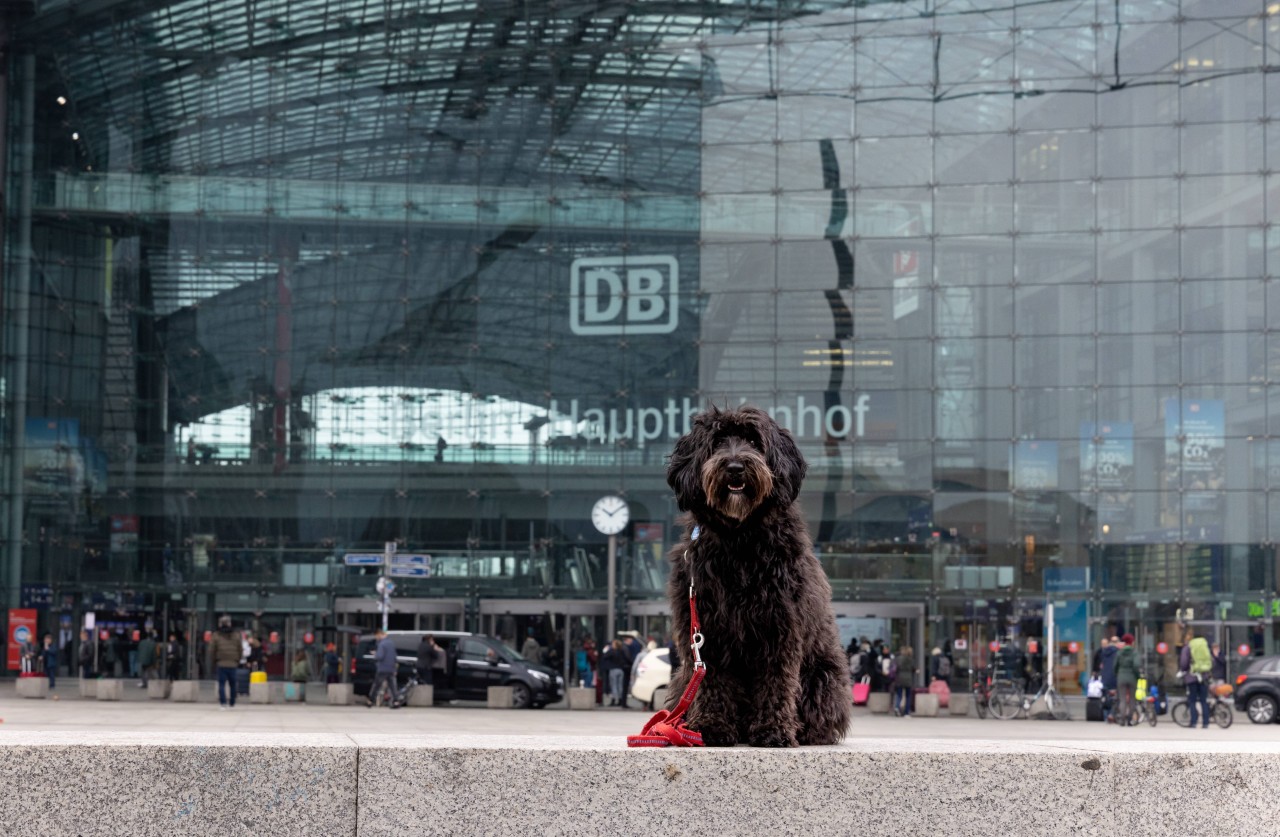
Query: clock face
[[591, 495, 630, 535]]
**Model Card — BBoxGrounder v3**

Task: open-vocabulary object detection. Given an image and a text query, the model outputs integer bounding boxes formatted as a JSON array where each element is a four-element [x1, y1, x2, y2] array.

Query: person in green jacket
[[1114, 633, 1142, 726]]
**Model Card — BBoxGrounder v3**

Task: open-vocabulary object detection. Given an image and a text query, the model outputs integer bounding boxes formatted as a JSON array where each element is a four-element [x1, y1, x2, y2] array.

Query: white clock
[[591, 495, 630, 535]]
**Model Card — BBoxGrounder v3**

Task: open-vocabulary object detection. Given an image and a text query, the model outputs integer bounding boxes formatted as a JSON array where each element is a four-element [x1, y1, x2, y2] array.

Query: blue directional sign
[[388, 565, 430, 578], [343, 553, 384, 566], [391, 554, 430, 566]]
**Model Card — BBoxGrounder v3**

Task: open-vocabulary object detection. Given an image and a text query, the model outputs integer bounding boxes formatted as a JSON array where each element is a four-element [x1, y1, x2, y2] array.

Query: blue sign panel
[[343, 553, 384, 566], [1044, 567, 1090, 594]]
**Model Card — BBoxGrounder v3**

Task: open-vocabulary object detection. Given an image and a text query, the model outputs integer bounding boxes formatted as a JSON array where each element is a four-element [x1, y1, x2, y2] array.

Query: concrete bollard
[[405, 685, 434, 707], [170, 681, 199, 702], [327, 683, 353, 705], [948, 693, 971, 716], [16, 677, 49, 699], [487, 686, 514, 709], [567, 688, 595, 710], [146, 680, 171, 700], [95, 680, 123, 701], [250, 681, 282, 704], [867, 692, 891, 714], [914, 693, 940, 717], [78, 679, 97, 699]]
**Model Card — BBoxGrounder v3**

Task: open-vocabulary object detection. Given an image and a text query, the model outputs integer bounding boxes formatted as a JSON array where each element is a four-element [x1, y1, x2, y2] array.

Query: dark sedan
[[1234, 654, 1280, 724]]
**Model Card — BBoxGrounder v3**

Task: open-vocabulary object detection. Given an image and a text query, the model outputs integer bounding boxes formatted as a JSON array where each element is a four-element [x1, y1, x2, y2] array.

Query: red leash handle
[[627, 584, 706, 747]]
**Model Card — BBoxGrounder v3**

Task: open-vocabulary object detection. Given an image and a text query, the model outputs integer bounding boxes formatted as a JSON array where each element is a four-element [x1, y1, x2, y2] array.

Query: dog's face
[[666, 406, 807, 521]]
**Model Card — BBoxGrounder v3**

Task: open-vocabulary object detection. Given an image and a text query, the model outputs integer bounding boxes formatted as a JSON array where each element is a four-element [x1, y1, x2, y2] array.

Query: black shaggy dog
[[664, 405, 851, 747]]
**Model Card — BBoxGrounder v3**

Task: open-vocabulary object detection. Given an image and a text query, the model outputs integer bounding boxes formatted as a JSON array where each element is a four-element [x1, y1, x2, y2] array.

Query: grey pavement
[[2, 680, 1276, 742]]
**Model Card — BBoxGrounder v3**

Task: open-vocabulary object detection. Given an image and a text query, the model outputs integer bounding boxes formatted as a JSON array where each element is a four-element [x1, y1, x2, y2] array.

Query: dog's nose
[[726, 461, 745, 476]]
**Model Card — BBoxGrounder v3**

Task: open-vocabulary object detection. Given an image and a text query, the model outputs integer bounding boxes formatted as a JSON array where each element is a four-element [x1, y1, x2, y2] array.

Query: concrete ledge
[[0, 732, 1275, 836], [0, 732, 355, 836], [96, 680, 123, 701], [16, 678, 48, 699], [170, 681, 199, 702], [250, 682, 283, 704], [487, 686, 513, 709], [866, 692, 890, 714], [948, 694, 971, 716], [351, 735, 1280, 836], [147, 681, 172, 700], [327, 684, 353, 706], [79, 679, 97, 698], [914, 693, 939, 717], [405, 685, 434, 707], [567, 687, 595, 710]]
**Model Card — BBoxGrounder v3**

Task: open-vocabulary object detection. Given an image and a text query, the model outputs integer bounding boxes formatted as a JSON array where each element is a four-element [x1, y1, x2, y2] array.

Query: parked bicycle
[[989, 674, 1071, 721], [1171, 686, 1234, 729]]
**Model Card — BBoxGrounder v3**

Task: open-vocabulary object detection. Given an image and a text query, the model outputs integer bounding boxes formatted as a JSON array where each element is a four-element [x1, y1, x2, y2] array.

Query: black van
[[352, 630, 563, 708]]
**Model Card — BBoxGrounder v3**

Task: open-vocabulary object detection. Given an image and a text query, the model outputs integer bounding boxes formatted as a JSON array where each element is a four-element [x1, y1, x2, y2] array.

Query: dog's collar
[[691, 525, 701, 541]]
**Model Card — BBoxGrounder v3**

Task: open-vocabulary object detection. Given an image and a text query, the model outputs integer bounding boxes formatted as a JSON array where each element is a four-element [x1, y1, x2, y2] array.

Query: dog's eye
[[748, 439, 761, 451]]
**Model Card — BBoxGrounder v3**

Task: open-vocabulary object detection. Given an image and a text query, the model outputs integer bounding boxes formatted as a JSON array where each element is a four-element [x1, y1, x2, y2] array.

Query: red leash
[[627, 582, 706, 747]]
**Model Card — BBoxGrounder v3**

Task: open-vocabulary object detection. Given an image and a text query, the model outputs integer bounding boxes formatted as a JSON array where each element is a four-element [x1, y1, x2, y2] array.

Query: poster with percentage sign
[[1163, 399, 1224, 527], [1080, 422, 1133, 534]]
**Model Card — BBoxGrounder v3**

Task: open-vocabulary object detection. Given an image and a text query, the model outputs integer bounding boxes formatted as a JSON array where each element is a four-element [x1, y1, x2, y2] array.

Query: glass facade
[[4, 0, 1279, 687]]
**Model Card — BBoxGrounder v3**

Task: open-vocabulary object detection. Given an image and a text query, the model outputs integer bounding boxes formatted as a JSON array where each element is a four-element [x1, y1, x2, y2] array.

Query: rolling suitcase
[[1086, 696, 1104, 722], [236, 667, 251, 696]]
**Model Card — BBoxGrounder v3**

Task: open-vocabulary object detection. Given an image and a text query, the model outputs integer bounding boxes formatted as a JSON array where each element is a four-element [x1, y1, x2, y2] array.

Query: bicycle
[[1125, 692, 1158, 727], [971, 668, 993, 719], [1171, 686, 1234, 729], [990, 674, 1071, 721]]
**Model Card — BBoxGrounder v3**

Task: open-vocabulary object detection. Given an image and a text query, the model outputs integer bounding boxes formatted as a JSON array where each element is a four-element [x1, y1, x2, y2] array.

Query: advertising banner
[[1163, 399, 1225, 525], [1012, 440, 1059, 491], [1080, 421, 1134, 531], [7, 609, 37, 671]]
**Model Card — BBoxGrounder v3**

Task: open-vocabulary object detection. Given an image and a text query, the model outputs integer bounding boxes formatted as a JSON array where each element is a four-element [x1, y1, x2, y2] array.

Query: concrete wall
[[0, 732, 1277, 835]]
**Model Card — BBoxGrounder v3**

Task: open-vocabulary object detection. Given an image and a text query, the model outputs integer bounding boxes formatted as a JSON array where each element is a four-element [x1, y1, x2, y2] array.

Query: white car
[[630, 646, 671, 709]]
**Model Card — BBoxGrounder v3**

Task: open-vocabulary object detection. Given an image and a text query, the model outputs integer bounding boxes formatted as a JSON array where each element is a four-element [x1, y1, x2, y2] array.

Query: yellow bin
[[249, 671, 267, 684]]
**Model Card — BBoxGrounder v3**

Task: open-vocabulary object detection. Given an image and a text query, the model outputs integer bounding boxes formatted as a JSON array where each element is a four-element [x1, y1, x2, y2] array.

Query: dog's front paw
[[747, 726, 798, 748], [696, 724, 739, 747]]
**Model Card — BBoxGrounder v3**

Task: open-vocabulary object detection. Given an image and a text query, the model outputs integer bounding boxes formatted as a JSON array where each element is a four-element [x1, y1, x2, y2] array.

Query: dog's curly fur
[[664, 405, 851, 747]]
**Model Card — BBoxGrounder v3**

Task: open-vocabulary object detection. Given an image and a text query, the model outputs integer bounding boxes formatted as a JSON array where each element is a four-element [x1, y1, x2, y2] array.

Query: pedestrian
[[1115, 633, 1141, 726], [365, 628, 400, 709], [619, 632, 643, 707], [520, 628, 542, 664], [165, 633, 184, 681], [575, 637, 595, 688], [210, 615, 243, 710], [137, 630, 157, 688], [416, 634, 440, 687], [1210, 641, 1227, 686], [1091, 636, 1110, 676], [323, 643, 340, 685], [929, 646, 952, 686], [102, 632, 119, 678], [1180, 632, 1212, 729], [291, 649, 310, 702], [78, 629, 95, 679], [1099, 636, 1119, 722], [893, 645, 916, 717], [41, 633, 58, 690], [601, 640, 625, 707]]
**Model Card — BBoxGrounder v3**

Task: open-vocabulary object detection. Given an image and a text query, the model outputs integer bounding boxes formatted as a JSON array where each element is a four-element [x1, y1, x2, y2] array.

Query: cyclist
[[1179, 633, 1213, 729]]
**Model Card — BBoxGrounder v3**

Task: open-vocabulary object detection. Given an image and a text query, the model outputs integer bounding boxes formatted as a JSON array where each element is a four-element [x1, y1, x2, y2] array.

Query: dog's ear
[[761, 411, 807, 506], [666, 407, 719, 511]]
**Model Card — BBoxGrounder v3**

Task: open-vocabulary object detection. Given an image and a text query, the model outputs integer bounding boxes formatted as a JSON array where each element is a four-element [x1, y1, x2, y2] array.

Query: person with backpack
[[929, 647, 952, 686], [1180, 633, 1214, 729]]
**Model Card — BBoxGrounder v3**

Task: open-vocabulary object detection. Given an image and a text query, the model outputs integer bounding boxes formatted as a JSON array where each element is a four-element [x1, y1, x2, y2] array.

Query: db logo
[[13, 626, 30, 644], [570, 256, 678, 336]]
